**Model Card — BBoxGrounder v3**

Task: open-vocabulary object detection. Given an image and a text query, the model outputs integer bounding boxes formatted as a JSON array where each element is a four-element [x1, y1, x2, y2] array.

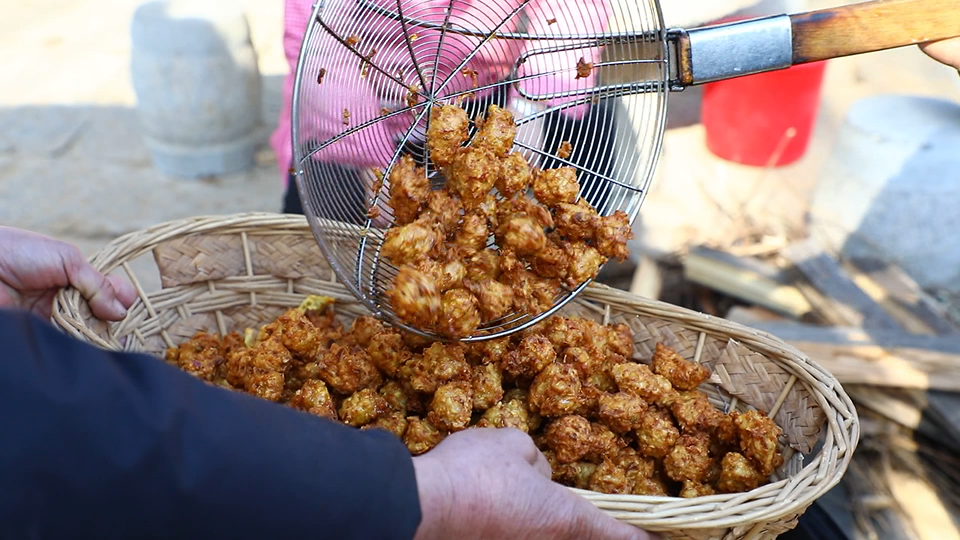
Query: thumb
[[569, 496, 656, 540], [61, 246, 128, 321]]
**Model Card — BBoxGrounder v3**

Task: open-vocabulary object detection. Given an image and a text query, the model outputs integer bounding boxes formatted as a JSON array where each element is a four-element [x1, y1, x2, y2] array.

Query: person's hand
[[412, 427, 657, 540], [0, 227, 137, 321], [920, 37, 960, 71]]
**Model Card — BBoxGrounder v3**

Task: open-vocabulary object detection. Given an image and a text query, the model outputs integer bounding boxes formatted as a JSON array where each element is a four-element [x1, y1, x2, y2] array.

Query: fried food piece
[[168, 332, 223, 381], [717, 452, 767, 493], [671, 391, 724, 433], [466, 249, 501, 282], [399, 329, 433, 352], [476, 398, 533, 433], [498, 195, 554, 229], [533, 167, 579, 207], [448, 146, 499, 208], [734, 410, 784, 476], [588, 422, 629, 462], [529, 238, 569, 280], [565, 347, 618, 394], [367, 331, 410, 377], [404, 417, 445, 455], [289, 379, 338, 420], [266, 308, 327, 358], [611, 362, 678, 407], [247, 370, 286, 402], [437, 288, 481, 338], [633, 474, 670, 496], [362, 411, 409, 439], [587, 458, 632, 494], [652, 343, 710, 391], [475, 192, 500, 230], [501, 260, 563, 316], [606, 324, 634, 358], [378, 379, 411, 414], [562, 241, 607, 287], [635, 406, 680, 458], [496, 152, 533, 196], [680, 481, 717, 498], [347, 315, 385, 348], [436, 252, 468, 291], [576, 57, 593, 79], [542, 316, 587, 351], [612, 447, 658, 489], [496, 215, 547, 256], [549, 456, 597, 489], [501, 334, 557, 379], [426, 104, 469, 169], [315, 343, 382, 395], [339, 387, 389, 427], [244, 336, 294, 402], [598, 392, 649, 434], [553, 199, 600, 241], [663, 432, 714, 483], [463, 278, 514, 322], [389, 155, 430, 225], [529, 363, 584, 417], [388, 266, 441, 329], [473, 104, 517, 158], [466, 337, 510, 364], [595, 210, 634, 261], [381, 220, 440, 266], [471, 362, 504, 410], [421, 188, 463, 236], [401, 342, 471, 394], [544, 415, 594, 463], [427, 381, 474, 431], [454, 211, 489, 255]]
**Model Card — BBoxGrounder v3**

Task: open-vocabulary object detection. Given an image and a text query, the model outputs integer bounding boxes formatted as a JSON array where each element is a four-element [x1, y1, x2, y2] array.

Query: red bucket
[[700, 51, 828, 167]]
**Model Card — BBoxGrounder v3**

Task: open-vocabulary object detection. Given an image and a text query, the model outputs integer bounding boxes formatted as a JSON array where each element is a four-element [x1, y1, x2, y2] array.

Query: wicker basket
[[52, 213, 858, 540]]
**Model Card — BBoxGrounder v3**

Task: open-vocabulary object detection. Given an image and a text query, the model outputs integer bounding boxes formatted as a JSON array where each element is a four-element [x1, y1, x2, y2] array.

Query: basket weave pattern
[[53, 213, 859, 540]]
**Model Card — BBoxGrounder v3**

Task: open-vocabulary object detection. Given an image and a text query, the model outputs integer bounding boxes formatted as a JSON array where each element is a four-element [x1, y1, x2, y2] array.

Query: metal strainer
[[292, 0, 960, 341]]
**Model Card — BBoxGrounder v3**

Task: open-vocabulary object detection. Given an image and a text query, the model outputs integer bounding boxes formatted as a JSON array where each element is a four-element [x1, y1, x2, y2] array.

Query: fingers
[[570, 501, 654, 540], [531, 447, 552, 479], [106, 273, 138, 308], [61, 247, 129, 321]]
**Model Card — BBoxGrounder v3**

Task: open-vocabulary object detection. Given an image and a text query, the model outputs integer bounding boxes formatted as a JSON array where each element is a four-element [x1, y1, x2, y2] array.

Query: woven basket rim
[[51, 212, 860, 534]]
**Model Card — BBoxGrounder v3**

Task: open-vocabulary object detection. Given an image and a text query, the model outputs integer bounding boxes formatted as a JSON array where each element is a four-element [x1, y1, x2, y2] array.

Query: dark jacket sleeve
[[0, 309, 421, 540]]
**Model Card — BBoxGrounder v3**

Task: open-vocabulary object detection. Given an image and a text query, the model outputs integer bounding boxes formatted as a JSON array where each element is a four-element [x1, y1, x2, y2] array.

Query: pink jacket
[[270, 0, 610, 184]]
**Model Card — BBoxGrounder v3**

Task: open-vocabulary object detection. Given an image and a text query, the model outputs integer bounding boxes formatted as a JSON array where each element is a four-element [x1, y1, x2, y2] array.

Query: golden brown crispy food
[[497, 195, 554, 230], [476, 398, 532, 432], [463, 278, 514, 322], [421, 189, 463, 236], [598, 392, 649, 434], [389, 155, 430, 225], [544, 415, 594, 463], [378, 379, 411, 414], [437, 288, 481, 338], [362, 411, 409, 439], [501, 334, 557, 379], [264, 307, 326, 359], [588, 422, 629, 462], [471, 362, 504, 410], [466, 337, 510, 365], [347, 316, 385, 349], [339, 387, 389, 427], [548, 456, 597, 489], [557, 141, 573, 160], [671, 391, 724, 433], [245, 336, 294, 402], [652, 343, 710, 391], [503, 268, 563, 316], [496, 215, 547, 256], [316, 343, 382, 395], [529, 238, 569, 281], [427, 381, 474, 431], [475, 193, 500, 231], [473, 104, 517, 158], [633, 474, 670, 496], [367, 331, 410, 377], [680, 481, 716, 498], [247, 370, 286, 402], [595, 210, 634, 261], [587, 458, 632, 494], [289, 379, 338, 420], [168, 332, 223, 381], [404, 417, 446, 455], [733, 410, 784, 476], [465, 248, 501, 282], [612, 447, 657, 488], [426, 104, 469, 169], [533, 167, 580, 207], [553, 199, 600, 241], [529, 363, 584, 417], [562, 241, 607, 287], [448, 146, 499, 208], [388, 266, 441, 329], [401, 342, 471, 394], [611, 363, 679, 407], [381, 220, 440, 266], [663, 432, 714, 483], [635, 406, 680, 458], [435, 252, 468, 291], [605, 324, 634, 358], [717, 452, 767, 493], [542, 316, 587, 351], [565, 347, 618, 395], [497, 152, 533, 197], [454, 211, 489, 255]]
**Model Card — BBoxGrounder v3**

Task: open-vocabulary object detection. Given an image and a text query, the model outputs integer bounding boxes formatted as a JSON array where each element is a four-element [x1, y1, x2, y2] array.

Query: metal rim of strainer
[[291, 0, 670, 341]]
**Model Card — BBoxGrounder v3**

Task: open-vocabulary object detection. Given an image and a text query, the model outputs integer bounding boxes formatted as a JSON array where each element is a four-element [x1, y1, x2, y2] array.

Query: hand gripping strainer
[[291, 0, 960, 341]]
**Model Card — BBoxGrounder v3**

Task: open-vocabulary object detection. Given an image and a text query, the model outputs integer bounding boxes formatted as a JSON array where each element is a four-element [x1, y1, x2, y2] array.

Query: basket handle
[[791, 0, 960, 64]]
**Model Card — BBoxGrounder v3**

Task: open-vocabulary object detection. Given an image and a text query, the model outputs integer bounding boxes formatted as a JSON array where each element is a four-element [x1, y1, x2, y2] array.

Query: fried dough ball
[[436, 253, 468, 291], [421, 188, 463, 235], [475, 192, 500, 230], [388, 266, 441, 329], [339, 387, 389, 427], [473, 104, 516, 158], [497, 152, 533, 196], [381, 220, 440, 266], [264, 307, 326, 358], [595, 210, 634, 261], [347, 316, 385, 348], [588, 422, 629, 462], [168, 332, 223, 381], [378, 379, 411, 414], [289, 379, 338, 420], [401, 342, 471, 394], [611, 363, 679, 407], [389, 155, 430, 225], [454, 211, 489, 255], [612, 447, 658, 489], [467, 337, 510, 364], [404, 417, 446, 455], [437, 288, 481, 338], [466, 248, 501, 281], [448, 146, 499, 208], [734, 410, 784, 476], [680, 481, 717, 498], [633, 474, 670, 497], [476, 398, 532, 432], [717, 452, 767, 493], [247, 370, 286, 403], [471, 362, 504, 410], [542, 317, 587, 351], [652, 342, 710, 391], [530, 238, 569, 280], [529, 363, 584, 417], [244, 336, 294, 402], [533, 167, 579, 207], [565, 347, 618, 394], [316, 343, 382, 395], [427, 381, 474, 431], [663, 432, 714, 483], [587, 458, 632, 494], [557, 141, 573, 159], [498, 195, 554, 229], [563, 241, 607, 287], [544, 415, 594, 463], [549, 456, 597, 489], [463, 278, 514, 322], [426, 104, 469, 169], [671, 391, 724, 433], [598, 392, 649, 434], [635, 406, 680, 458], [496, 215, 547, 256], [367, 331, 411, 377], [553, 199, 600, 241], [362, 411, 409, 439], [606, 324, 634, 358], [501, 334, 556, 379]]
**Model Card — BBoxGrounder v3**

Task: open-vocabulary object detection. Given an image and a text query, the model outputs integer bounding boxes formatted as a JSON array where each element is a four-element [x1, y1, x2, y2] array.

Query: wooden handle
[[791, 0, 960, 64]]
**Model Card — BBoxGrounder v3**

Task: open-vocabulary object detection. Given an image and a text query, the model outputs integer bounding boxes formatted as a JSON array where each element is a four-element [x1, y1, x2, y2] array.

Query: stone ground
[[2, 0, 959, 294]]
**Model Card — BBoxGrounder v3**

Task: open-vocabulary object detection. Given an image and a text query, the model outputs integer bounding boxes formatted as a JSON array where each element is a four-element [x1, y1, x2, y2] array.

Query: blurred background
[[2, 0, 960, 538]]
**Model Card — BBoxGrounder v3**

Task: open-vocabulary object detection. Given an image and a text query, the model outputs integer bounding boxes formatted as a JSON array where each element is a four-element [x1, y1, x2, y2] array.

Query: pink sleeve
[[270, 0, 313, 185]]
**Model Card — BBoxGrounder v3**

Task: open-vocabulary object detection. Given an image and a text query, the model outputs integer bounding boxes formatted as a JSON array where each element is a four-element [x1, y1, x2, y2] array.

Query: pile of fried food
[[166, 296, 784, 498], [379, 102, 633, 339]]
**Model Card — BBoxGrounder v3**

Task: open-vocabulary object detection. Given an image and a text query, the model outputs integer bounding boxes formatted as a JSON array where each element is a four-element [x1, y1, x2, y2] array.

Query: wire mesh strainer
[[292, 0, 960, 341]]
